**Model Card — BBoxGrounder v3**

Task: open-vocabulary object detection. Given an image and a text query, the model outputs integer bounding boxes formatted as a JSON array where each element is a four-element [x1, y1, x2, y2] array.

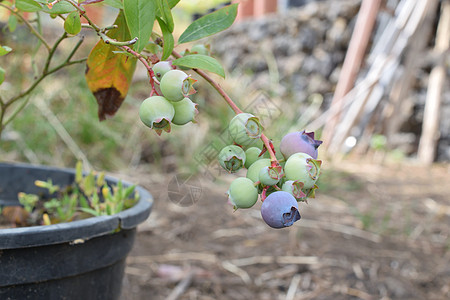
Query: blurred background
[[1, 0, 449, 299]]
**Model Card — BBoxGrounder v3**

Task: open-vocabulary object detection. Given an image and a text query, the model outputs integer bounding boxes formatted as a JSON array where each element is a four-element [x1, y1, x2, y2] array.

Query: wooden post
[[418, 0, 450, 164], [254, 0, 278, 18], [233, 0, 255, 21], [322, 0, 382, 149]]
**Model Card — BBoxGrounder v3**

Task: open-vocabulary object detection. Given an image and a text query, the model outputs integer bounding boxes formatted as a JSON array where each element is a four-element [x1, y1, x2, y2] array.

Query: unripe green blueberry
[[191, 44, 210, 56], [244, 147, 263, 169], [139, 96, 175, 135], [160, 69, 195, 102], [218, 145, 246, 173], [229, 113, 263, 147], [284, 153, 322, 189], [282, 180, 306, 201], [172, 97, 198, 125], [246, 158, 271, 182], [227, 177, 258, 209], [258, 165, 284, 186], [153, 61, 173, 83]]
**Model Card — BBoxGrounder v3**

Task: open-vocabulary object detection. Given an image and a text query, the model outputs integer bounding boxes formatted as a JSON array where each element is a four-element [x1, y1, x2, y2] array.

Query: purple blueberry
[[260, 191, 301, 229], [280, 130, 323, 159]]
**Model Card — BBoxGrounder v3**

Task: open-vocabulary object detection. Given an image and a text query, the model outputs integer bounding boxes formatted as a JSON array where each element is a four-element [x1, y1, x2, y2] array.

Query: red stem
[[122, 45, 159, 95], [171, 50, 279, 164]]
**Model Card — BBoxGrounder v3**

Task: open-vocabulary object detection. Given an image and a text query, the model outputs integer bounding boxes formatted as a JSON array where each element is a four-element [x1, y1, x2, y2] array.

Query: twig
[[228, 256, 319, 267], [298, 219, 381, 243], [33, 97, 93, 171], [0, 3, 51, 51], [285, 274, 301, 300], [166, 271, 194, 300], [221, 260, 252, 285], [43, 31, 69, 74], [128, 252, 218, 264]]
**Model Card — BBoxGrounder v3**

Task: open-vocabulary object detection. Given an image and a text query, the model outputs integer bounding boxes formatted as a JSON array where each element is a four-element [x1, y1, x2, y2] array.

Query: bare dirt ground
[[121, 158, 450, 300]]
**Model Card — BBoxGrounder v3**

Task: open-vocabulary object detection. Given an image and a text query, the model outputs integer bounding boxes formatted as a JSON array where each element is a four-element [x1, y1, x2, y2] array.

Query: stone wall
[[211, 0, 450, 161]]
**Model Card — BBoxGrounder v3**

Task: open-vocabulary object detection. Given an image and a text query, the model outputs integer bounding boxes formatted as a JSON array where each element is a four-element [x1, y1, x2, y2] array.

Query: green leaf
[[157, 0, 174, 33], [178, 3, 237, 44], [0, 67, 5, 85], [75, 161, 83, 184], [79, 207, 101, 217], [83, 173, 95, 197], [156, 17, 174, 61], [168, 0, 180, 8], [16, 0, 42, 12], [8, 15, 18, 32], [172, 54, 225, 78], [41, 2, 77, 14], [64, 11, 82, 35], [123, 0, 156, 53], [103, 0, 123, 9], [0, 46, 12, 56], [144, 42, 162, 54]]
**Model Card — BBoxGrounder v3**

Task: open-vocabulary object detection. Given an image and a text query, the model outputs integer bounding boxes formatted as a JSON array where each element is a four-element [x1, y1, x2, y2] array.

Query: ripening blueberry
[[227, 177, 258, 209], [260, 191, 301, 229], [284, 153, 321, 189], [229, 113, 263, 148], [139, 96, 175, 135], [218, 145, 246, 173], [190, 44, 211, 56], [160, 69, 196, 102], [246, 158, 271, 183], [172, 97, 198, 125], [280, 130, 323, 160]]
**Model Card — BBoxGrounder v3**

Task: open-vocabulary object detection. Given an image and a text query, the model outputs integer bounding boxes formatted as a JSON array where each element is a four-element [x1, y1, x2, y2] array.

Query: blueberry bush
[[0, 0, 323, 228]]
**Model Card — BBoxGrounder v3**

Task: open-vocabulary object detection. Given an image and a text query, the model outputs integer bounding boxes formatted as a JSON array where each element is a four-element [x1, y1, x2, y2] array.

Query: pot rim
[[0, 162, 153, 249]]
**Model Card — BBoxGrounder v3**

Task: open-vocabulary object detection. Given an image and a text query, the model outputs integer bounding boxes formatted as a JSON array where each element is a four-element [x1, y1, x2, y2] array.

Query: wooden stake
[[322, 0, 382, 148], [418, 0, 450, 164]]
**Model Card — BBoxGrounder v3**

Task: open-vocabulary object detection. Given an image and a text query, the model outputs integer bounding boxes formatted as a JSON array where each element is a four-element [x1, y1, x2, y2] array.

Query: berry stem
[[121, 46, 159, 95], [261, 134, 277, 164], [171, 49, 278, 164], [171, 50, 242, 114]]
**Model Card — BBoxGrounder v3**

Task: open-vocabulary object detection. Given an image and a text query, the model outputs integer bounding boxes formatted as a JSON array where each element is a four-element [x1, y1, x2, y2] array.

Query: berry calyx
[[139, 96, 175, 135], [172, 97, 198, 125], [218, 145, 246, 173], [280, 130, 323, 160], [258, 165, 284, 186], [227, 177, 258, 209], [160, 69, 196, 102], [260, 191, 301, 229], [228, 113, 263, 148], [281, 180, 307, 201]]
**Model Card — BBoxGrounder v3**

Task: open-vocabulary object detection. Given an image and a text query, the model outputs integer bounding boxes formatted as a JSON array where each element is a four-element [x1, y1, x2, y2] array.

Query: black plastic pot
[[0, 162, 152, 300]]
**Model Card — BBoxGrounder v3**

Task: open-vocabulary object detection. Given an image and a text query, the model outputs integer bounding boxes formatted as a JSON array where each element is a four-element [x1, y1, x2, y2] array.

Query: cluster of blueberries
[[138, 61, 198, 136], [139, 49, 322, 229], [138, 45, 211, 135], [219, 117, 322, 229]]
